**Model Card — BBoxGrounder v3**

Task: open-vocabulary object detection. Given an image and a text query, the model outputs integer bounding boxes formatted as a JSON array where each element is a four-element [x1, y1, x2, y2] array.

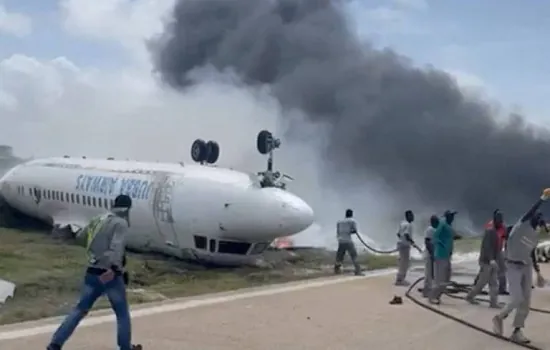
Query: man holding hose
[[422, 215, 440, 298], [395, 210, 422, 286], [429, 210, 458, 305], [334, 209, 363, 276]]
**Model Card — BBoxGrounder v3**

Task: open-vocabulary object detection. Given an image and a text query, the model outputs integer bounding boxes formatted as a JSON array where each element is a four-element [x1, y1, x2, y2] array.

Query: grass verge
[[0, 229, 397, 325]]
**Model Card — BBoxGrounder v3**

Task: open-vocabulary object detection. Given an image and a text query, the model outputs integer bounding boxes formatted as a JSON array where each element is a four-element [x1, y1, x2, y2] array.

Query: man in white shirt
[[395, 210, 421, 286], [492, 189, 549, 344], [422, 215, 439, 297]]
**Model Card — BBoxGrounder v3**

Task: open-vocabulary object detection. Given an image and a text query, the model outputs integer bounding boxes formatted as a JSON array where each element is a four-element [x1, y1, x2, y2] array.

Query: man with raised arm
[[492, 189, 550, 344]]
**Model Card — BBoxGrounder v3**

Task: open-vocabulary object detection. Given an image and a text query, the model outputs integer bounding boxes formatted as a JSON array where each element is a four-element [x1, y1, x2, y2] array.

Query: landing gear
[[256, 130, 292, 189], [190, 139, 220, 165], [257, 130, 277, 155]]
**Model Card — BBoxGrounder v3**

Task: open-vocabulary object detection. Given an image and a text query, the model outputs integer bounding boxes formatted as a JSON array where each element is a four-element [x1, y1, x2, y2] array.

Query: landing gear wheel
[[257, 130, 273, 155], [205, 140, 220, 164], [544, 246, 550, 263], [191, 139, 208, 163]]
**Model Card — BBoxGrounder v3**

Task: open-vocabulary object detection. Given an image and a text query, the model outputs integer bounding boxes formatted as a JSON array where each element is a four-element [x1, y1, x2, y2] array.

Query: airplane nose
[[219, 188, 314, 241], [263, 188, 314, 235], [277, 191, 315, 233]]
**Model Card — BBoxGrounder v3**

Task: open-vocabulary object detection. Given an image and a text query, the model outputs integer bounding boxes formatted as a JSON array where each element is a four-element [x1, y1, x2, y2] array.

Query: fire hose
[[355, 231, 550, 347], [356, 234, 399, 254], [405, 277, 550, 350]]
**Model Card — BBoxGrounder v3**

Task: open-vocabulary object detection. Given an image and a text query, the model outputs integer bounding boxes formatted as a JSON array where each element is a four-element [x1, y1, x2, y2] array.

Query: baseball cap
[[113, 194, 132, 209]]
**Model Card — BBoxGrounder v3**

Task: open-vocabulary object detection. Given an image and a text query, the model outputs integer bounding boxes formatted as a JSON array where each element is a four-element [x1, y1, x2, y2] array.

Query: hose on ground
[[441, 281, 550, 315], [356, 234, 398, 254], [405, 277, 546, 350]]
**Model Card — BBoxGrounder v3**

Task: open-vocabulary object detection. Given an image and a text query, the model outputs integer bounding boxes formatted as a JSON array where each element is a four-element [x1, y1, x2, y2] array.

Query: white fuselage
[[0, 157, 314, 265]]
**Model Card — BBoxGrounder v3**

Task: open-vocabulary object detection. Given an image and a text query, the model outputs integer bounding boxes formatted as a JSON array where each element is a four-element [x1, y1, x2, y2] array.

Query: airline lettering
[[75, 174, 153, 200]]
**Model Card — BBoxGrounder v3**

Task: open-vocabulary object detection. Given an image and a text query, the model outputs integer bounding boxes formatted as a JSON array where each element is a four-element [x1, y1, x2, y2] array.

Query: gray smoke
[[150, 0, 550, 226]]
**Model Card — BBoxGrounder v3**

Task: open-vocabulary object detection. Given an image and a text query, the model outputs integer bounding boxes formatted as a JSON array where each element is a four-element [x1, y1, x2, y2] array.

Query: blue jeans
[[50, 271, 132, 350]]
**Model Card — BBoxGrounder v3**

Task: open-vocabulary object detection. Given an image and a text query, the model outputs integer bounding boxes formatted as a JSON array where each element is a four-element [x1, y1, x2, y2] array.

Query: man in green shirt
[[429, 210, 457, 305]]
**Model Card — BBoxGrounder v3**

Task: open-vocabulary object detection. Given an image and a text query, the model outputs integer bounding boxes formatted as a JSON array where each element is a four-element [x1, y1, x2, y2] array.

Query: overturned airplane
[[0, 131, 315, 266]]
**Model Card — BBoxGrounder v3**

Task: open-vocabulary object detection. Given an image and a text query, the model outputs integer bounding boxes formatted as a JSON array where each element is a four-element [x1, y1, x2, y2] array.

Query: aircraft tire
[[205, 140, 220, 164], [257, 130, 273, 155], [191, 139, 208, 163], [544, 246, 550, 263]]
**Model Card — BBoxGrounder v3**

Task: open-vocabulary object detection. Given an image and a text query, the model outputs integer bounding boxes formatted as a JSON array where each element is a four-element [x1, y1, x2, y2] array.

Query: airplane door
[[30, 186, 43, 215], [151, 174, 181, 249]]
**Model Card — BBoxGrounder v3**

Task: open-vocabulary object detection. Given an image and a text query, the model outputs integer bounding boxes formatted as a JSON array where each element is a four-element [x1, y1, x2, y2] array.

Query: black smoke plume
[[150, 0, 550, 226]]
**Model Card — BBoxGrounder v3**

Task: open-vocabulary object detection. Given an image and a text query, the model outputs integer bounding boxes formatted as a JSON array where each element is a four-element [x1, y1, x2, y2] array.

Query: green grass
[[453, 237, 481, 253], [0, 229, 397, 325]]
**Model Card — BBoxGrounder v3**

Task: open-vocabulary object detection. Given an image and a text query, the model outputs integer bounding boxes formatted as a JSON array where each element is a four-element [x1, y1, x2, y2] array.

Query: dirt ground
[[0, 228, 397, 324], [1, 264, 550, 350]]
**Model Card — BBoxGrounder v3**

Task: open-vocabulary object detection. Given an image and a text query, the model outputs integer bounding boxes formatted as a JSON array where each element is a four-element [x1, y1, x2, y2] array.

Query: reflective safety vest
[[84, 213, 113, 264]]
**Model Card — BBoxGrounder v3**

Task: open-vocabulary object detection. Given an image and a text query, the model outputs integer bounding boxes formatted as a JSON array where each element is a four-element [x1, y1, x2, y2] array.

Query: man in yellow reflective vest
[[47, 194, 142, 350]]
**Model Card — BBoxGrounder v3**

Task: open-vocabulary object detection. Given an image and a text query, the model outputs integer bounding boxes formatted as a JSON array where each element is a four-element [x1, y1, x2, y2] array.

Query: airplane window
[[65, 193, 70, 202], [76, 194, 80, 204], [218, 241, 251, 255], [193, 235, 207, 250], [92, 197, 96, 207], [209, 239, 217, 253], [104, 198, 109, 208], [87, 196, 92, 206], [98, 198, 103, 208], [71, 193, 75, 203], [28, 188, 32, 196], [60, 192, 64, 202], [110, 199, 114, 207], [56, 191, 60, 201]]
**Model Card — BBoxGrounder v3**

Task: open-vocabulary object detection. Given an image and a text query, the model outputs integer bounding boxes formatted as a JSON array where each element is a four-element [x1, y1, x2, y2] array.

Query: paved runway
[[1, 263, 550, 350]]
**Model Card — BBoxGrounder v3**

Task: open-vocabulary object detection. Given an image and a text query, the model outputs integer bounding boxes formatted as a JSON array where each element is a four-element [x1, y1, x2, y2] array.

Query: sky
[[1, 0, 548, 158], [0, 0, 548, 246]]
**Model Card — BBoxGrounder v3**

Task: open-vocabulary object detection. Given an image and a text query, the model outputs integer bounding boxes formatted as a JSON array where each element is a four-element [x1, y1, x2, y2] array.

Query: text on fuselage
[[75, 174, 153, 200]]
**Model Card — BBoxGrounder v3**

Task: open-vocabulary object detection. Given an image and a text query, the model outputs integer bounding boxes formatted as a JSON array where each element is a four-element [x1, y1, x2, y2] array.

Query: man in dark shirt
[[466, 210, 503, 308]]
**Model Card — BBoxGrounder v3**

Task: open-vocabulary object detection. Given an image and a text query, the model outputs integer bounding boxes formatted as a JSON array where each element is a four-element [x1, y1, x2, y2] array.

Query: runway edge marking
[[0, 268, 397, 341]]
